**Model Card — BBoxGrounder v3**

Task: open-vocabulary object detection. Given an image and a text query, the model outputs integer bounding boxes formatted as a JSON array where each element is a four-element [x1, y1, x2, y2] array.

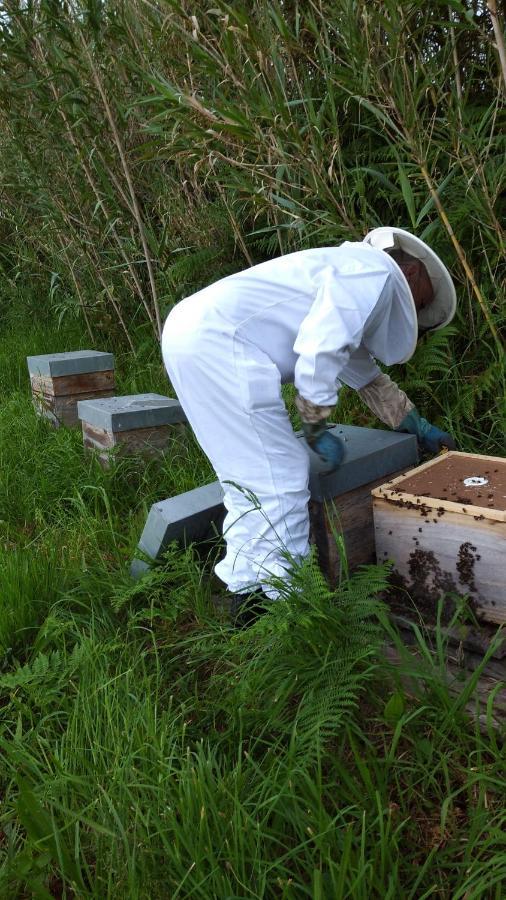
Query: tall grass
[[1, 528, 506, 897], [138, 0, 505, 448], [0, 1, 504, 449]]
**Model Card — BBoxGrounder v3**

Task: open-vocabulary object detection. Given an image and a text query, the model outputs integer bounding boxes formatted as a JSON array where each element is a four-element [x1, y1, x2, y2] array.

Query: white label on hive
[[463, 476, 488, 487]]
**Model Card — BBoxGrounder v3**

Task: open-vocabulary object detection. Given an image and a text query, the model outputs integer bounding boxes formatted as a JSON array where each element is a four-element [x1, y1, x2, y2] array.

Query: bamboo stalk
[[34, 39, 159, 338], [487, 1, 506, 92], [214, 179, 253, 266], [57, 235, 96, 344], [93, 147, 135, 218], [91, 244, 137, 353], [81, 38, 163, 340], [449, 8, 463, 141], [419, 163, 503, 353], [52, 189, 137, 352], [102, 283, 137, 354]]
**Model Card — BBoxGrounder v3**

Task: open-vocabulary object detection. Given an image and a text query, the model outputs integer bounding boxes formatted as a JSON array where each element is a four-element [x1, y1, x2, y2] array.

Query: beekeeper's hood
[[363, 227, 457, 333]]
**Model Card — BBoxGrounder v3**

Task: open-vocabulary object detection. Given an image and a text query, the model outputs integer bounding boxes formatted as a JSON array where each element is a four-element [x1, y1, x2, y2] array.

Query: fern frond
[[0, 651, 60, 691]]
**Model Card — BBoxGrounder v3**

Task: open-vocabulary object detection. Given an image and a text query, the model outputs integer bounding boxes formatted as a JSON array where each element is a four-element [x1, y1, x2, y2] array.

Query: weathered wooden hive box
[[77, 393, 187, 465], [307, 424, 418, 584], [27, 350, 115, 427], [372, 451, 506, 624]]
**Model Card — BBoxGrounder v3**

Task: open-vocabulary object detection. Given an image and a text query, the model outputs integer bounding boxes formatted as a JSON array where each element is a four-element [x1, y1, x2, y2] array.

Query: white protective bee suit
[[162, 231, 455, 597]]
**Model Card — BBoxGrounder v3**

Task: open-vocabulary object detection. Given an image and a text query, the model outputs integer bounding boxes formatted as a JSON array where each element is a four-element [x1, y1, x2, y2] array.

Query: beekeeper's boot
[[229, 590, 270, 629]]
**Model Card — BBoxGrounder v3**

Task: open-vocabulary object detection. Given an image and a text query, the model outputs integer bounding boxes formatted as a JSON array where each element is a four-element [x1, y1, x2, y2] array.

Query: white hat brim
[[363, 227, 456, 330]]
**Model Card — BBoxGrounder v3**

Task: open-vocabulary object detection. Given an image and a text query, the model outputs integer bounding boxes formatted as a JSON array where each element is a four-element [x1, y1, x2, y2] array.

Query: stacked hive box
[[373, 451, 506, 624], [77, 393, 187, 466], [27, 351, 115, 428], [373, 451, 506, 729], [306, 425, 418, 584]]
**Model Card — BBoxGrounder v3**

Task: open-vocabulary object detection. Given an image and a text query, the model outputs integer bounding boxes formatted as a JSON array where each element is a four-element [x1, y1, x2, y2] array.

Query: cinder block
[[27, 350, 115, 428], [78, 394, 187, 464], [131, 482, 225, 575], [131, 425, 418, 579], [77, 394, 187, 432]]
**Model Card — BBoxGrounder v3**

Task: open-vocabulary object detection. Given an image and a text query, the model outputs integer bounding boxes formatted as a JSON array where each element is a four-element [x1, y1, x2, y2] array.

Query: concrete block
[[130, 558, 151, 579], [131, 482, 225, 575], [27, 350, 114, 378], [77, 393, 187, 432]]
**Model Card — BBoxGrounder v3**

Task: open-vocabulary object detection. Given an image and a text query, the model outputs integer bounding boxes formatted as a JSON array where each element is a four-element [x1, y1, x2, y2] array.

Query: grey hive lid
[[77, 393, 187, 432], [137, 482, 225, 562], [302, 424, 418, 502], [27, 350, 114, 378]]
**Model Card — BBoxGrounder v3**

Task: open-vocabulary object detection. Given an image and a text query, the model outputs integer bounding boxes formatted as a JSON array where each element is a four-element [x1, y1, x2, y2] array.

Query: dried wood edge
[[82, 423, 174, 442], [390, 613, 506, 660], [31, 370, 115, 397], [372, 492, 505, 523], [384, 615, 506, 728], [374, 450, 505, 485]]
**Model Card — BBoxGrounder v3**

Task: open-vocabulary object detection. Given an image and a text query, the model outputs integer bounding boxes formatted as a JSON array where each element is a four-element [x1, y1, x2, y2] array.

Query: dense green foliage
[[0, 314, 505, 898], [0, 1, 505, 896], [0, 0, 504, 448]]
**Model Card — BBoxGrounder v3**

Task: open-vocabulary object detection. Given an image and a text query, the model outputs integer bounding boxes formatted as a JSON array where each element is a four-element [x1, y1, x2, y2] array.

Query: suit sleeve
[[358, 373, 415, 428], [337, 345, 382, 390], [293, 266, 390, 406]]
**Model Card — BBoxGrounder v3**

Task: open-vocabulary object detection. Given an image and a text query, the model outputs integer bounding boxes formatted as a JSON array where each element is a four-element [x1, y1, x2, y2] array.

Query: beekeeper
[[162, 227, 456, 612]]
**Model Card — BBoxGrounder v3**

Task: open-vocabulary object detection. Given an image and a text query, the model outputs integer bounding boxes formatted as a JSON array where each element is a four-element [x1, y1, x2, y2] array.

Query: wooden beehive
[[77, 393, 187, 466], [28, 351, 115, 428], [372, 451, 506, 624], [306, 424, 418, 583]]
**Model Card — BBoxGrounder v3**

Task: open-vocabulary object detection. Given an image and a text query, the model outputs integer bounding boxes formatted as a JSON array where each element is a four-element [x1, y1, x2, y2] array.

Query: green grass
[[0, 314, 505, 898], [1, 546, 505, 898]]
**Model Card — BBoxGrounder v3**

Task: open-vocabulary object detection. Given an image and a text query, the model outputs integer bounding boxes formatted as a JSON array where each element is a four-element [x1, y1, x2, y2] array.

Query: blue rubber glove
[[397, 409, 456, 454], [302, 422, 346, 472]]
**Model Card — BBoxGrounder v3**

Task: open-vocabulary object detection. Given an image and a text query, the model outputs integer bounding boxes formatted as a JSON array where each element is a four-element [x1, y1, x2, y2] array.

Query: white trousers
[[161, 305, 311, 596]]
